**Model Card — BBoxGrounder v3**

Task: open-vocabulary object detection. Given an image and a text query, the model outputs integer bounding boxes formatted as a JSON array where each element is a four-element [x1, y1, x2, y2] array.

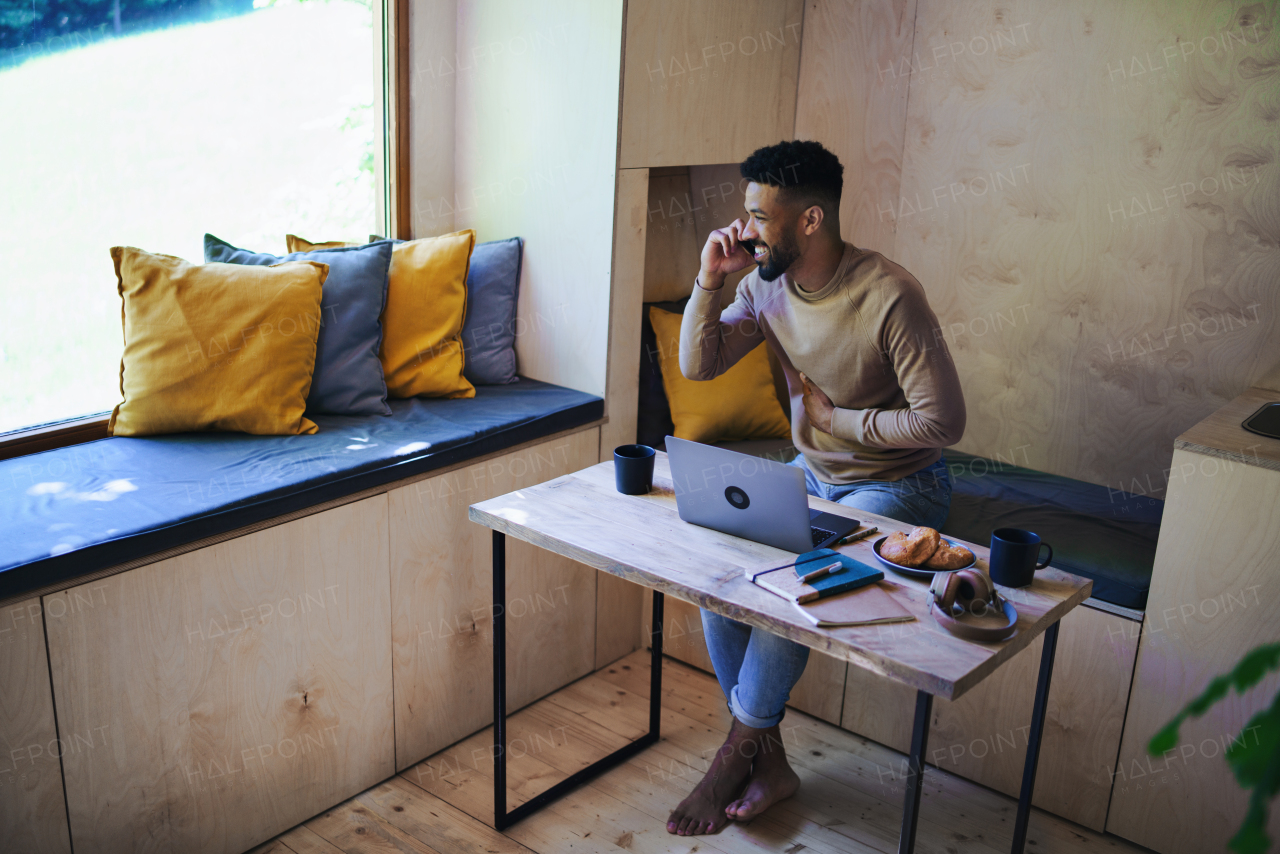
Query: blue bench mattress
[[941, 451, 1162, 610], [712, 443, 1160, 611], [0, 380, 602, 600]]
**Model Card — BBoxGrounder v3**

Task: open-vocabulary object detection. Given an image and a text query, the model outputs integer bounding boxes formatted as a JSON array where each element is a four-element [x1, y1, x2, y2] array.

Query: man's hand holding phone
[[698, 219, 755, 292]]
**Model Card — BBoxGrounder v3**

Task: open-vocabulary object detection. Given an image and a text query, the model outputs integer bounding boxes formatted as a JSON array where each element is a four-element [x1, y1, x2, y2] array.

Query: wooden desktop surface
[[1175, 385, 1280, 471], [470, 453, 1092, 700]]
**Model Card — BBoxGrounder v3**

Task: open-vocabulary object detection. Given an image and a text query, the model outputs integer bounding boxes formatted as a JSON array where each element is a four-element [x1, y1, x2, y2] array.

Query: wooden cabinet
[[0, 596, 72, 854], [388, 429, 605, 768], [45, 496, 394, 854], [620, 0, 804, 168], [22, 426, 613, 853], [1107, 389, 1280, 853]]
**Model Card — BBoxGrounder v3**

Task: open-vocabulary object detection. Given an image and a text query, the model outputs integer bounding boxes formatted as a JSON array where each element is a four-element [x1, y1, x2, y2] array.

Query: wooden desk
[[471, 453, 1093, 853]]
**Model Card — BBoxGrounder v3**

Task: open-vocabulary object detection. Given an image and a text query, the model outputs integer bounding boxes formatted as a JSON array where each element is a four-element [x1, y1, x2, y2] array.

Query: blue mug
[[614, 445, 656, 495], [989, 528, 1052, 588]]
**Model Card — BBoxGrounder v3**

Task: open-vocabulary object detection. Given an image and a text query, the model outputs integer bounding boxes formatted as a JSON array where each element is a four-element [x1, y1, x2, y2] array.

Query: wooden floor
[[249, 650, 1153, 854]]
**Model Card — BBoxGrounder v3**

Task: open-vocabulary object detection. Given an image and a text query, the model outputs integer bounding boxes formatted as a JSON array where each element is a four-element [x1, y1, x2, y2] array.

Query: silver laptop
[[665, 437, 858, 553]]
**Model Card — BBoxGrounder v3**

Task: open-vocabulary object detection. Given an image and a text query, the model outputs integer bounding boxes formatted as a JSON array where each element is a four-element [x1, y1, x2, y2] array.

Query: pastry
[[881, 526, 942, 567], [923, 540, 974, 570]]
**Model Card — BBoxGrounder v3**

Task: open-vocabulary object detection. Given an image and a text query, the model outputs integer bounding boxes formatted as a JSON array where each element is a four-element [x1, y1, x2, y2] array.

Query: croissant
[[923, 540, 974, 570], [881, 526, 942, 567]]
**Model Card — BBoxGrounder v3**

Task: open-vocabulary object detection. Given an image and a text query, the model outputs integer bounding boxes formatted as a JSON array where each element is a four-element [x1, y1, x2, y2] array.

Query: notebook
[[790, 582, 916, 628], [747, 549, 916, 628], [747, 548, 883, 603]]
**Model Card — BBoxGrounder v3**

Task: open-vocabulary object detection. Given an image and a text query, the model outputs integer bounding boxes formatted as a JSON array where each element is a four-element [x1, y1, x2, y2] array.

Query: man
[[666, 140, 966, 836]]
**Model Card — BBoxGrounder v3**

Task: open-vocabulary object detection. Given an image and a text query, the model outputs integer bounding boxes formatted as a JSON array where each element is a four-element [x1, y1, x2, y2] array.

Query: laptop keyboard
[[810, 526, 835, 546]]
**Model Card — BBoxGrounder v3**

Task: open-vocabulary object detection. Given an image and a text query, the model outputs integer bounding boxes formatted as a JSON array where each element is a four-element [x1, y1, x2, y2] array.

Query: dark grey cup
[[614, 445, 656, 495], [989, 527, 1053, 588]]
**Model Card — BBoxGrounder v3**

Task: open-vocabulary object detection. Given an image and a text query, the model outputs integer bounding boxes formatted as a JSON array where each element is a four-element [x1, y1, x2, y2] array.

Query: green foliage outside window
[[1, 0, 253, 52]]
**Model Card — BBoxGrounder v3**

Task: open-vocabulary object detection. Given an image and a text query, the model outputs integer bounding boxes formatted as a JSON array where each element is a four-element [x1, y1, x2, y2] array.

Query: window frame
[[0, 1, 408, 461]]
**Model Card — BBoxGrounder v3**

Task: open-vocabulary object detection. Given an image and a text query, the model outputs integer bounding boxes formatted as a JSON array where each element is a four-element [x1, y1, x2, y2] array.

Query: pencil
[[836, 526, 878, 546], [799, 561, 842, 584]]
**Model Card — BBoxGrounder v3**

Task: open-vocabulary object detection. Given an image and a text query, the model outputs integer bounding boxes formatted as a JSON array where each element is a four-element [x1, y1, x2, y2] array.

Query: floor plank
[[277, 824, 359, 853], [357, 778, 534, 854], [246, 650, 1152, 854], [305, 799, 446, 853]]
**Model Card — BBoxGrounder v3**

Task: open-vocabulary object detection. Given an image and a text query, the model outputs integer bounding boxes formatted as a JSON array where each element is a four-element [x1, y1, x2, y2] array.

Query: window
[[0, 0, 385, 436]]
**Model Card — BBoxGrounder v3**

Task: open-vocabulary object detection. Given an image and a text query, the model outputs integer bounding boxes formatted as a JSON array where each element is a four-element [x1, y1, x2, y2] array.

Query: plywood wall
[[604, 168, 651, 452], [450, 0, 623, 398], [642, 163, 752, 304], [794, 0, 916, 258], [797, 0, 1279, 498], [620, 0, 805, 168]]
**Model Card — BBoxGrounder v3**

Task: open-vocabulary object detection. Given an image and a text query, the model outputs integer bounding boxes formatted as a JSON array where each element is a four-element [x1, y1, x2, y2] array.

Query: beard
[[749, 233, 801, 282]]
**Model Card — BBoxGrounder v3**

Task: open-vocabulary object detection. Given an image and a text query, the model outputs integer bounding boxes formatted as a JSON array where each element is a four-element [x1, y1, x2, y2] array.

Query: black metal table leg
[[492, 528, 664, 830], [899, 690, 933, 854], [1011, 620, 1060, 853], [650, 590, 664, 733], [492, 530, 508, 824]]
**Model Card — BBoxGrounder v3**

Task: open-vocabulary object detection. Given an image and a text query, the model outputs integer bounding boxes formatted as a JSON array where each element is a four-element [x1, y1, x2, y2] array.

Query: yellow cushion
[[108, 246, 327, 437], [648, 306, 791, 443], [287, 231, 476, 399], [284, 234, 385, 253], [379, 230, 476, 399], [286, 234, 351, 252]]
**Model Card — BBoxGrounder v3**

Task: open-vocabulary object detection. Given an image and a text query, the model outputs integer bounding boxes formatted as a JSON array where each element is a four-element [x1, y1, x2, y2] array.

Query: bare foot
[[666, 719, 760, 835], [725, 724, 800, 821]]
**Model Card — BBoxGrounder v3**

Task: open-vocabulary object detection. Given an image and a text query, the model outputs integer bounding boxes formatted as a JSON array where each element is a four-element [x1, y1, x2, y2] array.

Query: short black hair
[[740, 140, 844, 219]]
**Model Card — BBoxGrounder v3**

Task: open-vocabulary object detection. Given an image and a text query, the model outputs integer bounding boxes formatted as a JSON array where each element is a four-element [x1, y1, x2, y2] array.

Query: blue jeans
[[789, 454, 952, 531], [701, 454, 952, 728]]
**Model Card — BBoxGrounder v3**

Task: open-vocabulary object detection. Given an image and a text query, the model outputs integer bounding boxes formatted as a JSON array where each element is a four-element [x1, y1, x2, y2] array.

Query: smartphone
[[1242, 402, 1280, 440]]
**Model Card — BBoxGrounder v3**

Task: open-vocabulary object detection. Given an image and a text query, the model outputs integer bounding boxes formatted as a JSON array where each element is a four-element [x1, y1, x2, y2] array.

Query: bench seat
[[0, 379, 602, 600], [941, 450, 1160, 610], [712, 442, 1160, 611]]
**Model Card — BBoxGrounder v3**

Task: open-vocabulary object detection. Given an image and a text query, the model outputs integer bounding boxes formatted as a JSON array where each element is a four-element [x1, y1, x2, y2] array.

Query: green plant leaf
[[1229, 742, 1280, 854], [1227, 693, 1280, 789], [1150, 643, 1280, 756], [1150, 643, 1280, 854], [1232, 645, 1280, 693], [1149, 717, 1185, 756], [1185, 672, 1239, 716], [1231, 817, 1270, 854]]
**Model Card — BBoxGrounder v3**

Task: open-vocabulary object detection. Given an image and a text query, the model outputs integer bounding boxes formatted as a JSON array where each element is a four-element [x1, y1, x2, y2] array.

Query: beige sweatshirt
[[679, 242, 966, 483]]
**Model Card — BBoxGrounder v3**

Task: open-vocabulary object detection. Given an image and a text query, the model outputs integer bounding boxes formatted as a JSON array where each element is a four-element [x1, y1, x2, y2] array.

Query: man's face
[[740, 182, 801, 282]]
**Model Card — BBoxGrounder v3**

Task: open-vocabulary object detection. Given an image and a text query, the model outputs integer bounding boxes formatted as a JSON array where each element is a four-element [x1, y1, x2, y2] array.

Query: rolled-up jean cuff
[[728, 685, 786, 729]]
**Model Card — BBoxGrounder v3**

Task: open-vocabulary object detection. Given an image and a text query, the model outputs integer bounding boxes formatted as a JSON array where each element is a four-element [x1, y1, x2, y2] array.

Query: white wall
[[451, 0, 624, 397], [409, 0, 457, 237]]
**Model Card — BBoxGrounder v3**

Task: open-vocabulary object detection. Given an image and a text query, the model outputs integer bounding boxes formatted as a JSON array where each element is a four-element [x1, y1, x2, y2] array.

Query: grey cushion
[[204, 234, 393, 416], [462, 237, 523, 385]]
